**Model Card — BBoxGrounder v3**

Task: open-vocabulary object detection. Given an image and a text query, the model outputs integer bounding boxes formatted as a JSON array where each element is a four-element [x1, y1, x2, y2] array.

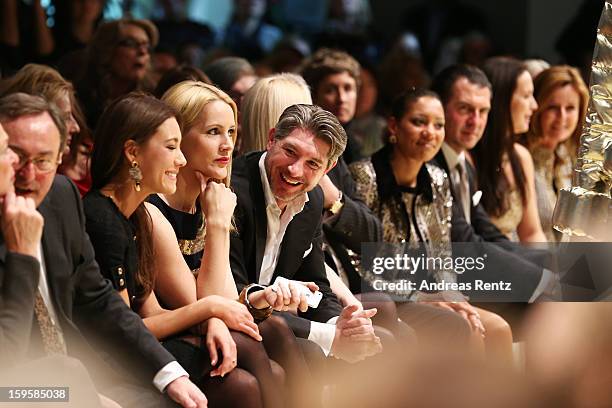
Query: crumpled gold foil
[[553, 0, 612, 240]]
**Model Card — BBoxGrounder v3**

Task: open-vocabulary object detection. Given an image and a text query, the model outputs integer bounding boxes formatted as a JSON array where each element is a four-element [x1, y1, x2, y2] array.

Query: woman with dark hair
[[83, 92, 283, 408], [522, 65, 589, 241], [76, 18, 158, 128], [350, 89, 514, 363], [472, 57, 546, 242]]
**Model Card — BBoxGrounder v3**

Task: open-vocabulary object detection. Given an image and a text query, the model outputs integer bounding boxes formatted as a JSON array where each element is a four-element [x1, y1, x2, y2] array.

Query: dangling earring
[[129, 161, 142, 192], [389, 134, 397, 144]]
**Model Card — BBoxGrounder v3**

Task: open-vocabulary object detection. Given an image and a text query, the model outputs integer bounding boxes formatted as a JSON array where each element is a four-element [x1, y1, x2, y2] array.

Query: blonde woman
[[240, 73, 312, 154], [156, 81, 316, 408]]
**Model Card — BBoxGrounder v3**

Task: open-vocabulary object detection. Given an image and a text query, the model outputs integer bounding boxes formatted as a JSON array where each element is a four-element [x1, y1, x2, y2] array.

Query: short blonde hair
[[162, 81, 237, 187], [0, 63, 73, 104], [240, 73, 312, 154]]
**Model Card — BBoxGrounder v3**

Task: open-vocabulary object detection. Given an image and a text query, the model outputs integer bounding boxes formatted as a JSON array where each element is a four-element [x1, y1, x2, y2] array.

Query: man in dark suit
[[0, 93, 206, 407], [430, 65, 554, 302], [230, 104, 382, 363]]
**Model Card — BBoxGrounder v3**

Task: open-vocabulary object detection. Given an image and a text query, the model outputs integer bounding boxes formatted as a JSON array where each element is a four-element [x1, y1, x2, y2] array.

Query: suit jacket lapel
[[434, 150, 461, 200], [38, 192, 70, 320], [247, 153, 268, 282]]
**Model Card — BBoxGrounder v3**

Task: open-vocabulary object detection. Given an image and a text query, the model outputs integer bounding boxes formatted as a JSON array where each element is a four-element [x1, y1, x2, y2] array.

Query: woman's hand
[[205, 318, 237, 378], [196, 172, 236, 230], [429, 301, 485, 336], [207, 295, 262, 341]]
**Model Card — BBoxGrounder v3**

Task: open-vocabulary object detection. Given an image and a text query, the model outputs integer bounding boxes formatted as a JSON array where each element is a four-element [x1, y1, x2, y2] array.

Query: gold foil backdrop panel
[[553, 1, 612, 240]]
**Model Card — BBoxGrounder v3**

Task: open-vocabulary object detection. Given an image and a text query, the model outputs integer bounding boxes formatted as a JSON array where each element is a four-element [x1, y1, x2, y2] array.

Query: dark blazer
[[324, 157, 383, 293], [432, 149, 509, 243], [430, 151, 547, 301], [230, 152, 343, 338], [0, 176, 175, 385]]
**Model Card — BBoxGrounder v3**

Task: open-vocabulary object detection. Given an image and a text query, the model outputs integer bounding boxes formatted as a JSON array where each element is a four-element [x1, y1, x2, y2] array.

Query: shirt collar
[[258, 152, 309, 215], [371, 144, 434, 202], [441, 142, 467, 172]]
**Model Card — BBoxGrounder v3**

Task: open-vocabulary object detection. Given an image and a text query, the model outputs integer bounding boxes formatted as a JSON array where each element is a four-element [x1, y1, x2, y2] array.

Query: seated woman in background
[[472, 57, 546, 242], [77, 18, 159, 129], [0, 63, 92, 195], [84, 92, 284, 408], [350, 89, 514, 363], [156, 81, 316, 408], [521, 66, 588, 242], [239, 73, 312, 155]]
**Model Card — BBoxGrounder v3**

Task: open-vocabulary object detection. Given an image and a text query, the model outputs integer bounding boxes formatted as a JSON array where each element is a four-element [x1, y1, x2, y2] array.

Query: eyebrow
[[165, 137, 180, 143], [9, 145, 56, 157]]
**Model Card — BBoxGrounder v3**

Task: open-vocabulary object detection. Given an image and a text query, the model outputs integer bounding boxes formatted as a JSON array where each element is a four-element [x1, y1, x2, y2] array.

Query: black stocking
[[199, 367, 262, 408], [231, 331, 285, 408], [259, 315, 321, 408]]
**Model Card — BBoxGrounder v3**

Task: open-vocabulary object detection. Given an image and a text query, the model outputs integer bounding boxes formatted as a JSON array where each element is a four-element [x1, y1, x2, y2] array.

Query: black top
[[147, 194, 205, 273], [83, 189, 144, 311]]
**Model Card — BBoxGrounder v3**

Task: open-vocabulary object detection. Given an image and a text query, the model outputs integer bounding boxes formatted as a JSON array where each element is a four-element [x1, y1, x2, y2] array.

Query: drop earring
[[129, 161, 142, 192], [389, 134, 397, 144]]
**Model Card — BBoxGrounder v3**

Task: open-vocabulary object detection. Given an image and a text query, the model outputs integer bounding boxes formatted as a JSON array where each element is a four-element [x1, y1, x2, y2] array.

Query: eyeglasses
[[14, 151, 59, 173], [117, 38, 153, 53]]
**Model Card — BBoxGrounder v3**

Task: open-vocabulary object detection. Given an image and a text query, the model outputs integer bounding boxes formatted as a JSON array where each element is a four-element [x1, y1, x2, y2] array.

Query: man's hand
[[205, 318, 237, 378], [1, 191, 43, 257], [165, 376, 207, 408], [249, 281, 319, 312], [331, 305, 382, 363]]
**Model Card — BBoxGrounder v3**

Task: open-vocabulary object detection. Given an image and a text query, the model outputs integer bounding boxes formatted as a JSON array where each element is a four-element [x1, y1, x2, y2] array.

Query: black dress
[[148, 194, 205, 273], [83, 190, 213, 383]]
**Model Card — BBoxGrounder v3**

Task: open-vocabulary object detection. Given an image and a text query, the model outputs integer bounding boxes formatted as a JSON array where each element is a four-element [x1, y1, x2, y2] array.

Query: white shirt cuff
[[307, 318, 338, 356], [153, 361, 189, 393], [528, 268, 555, 303]]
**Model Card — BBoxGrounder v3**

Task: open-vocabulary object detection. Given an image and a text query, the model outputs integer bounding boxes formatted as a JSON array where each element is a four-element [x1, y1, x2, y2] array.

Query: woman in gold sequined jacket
[[350, 89, 514, 363]]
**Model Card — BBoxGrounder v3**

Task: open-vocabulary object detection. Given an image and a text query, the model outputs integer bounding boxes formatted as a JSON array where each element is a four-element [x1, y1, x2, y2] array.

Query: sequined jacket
[[349, 146, 456, 292]]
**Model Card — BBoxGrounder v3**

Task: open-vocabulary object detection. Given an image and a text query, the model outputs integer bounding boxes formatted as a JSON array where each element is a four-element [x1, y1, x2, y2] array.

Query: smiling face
[[5, 112, 62, 207], [110, 24, 151, 83], [389, 96, 445, 163], [511, 70, 538, 134], [444, 78, 491, 153], [265, 128, 331, 208], [182, 100, 235, 182], [538, 84, 581, 147], [0, 124, 18, 197], [315, 71, 357, 125], [132, 117, 186, 195]]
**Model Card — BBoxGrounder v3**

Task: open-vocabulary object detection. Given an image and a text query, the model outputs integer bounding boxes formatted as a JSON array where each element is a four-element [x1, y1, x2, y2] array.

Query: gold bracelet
[[238, 284, 273, 323]]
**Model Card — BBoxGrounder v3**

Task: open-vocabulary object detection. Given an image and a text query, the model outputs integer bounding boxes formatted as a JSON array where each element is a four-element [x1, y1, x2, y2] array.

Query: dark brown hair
[[300, 48, 362, 97], [91, 92, 177, 298], [430, 64, 492, 106], [472, 56, 528, 217]]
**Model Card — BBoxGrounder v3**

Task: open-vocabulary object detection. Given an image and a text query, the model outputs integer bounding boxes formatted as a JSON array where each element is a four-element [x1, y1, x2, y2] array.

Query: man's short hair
[[431, 64, 492, 106], [300, 48, 361, 95], [274, 104, 347, 167], [0, 93, 67, 152]]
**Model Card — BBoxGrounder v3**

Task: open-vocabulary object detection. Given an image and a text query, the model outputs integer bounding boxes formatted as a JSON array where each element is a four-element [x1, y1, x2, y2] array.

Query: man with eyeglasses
[[0, 93, 207, 407]]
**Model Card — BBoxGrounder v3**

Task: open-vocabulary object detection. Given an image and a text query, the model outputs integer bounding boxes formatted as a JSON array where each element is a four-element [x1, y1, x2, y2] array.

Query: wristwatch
[[328, 191, 344, 215]]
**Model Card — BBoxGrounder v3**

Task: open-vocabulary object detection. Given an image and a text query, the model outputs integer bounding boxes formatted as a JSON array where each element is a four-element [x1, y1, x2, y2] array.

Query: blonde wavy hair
[[240, 73, 312, 154]]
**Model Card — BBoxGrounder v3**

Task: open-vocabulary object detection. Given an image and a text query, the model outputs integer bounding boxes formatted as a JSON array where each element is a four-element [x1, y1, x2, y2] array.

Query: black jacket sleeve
[[0, 251, 40, 367], [325, 157, 382, 252]]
